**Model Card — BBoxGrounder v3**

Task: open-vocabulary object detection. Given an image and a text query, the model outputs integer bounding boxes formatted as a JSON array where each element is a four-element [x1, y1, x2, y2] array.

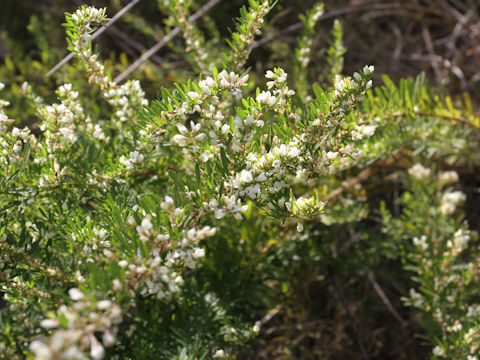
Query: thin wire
[[46, 0, 141, 77]]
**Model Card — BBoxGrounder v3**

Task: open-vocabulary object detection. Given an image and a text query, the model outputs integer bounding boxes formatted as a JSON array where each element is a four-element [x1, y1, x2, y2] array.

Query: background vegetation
[[1, 1, 479, 359]]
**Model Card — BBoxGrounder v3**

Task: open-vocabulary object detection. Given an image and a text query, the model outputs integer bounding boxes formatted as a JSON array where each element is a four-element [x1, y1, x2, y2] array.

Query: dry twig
[[114, 0, 221, 83]]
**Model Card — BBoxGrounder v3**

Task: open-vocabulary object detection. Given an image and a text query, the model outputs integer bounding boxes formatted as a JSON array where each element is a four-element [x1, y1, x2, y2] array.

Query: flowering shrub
[[1, 1, 479, 359]]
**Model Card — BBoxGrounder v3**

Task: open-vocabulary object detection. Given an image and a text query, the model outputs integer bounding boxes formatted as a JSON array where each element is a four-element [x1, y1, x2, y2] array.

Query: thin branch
[[107, 25, 164, 66], [421, 25, 443, 85], [367, 272, 408, 327], [321, 166, 377, 203], [331, 271, 370, 360], [114, 0, 222, 83], [46, 0, 141, 77]]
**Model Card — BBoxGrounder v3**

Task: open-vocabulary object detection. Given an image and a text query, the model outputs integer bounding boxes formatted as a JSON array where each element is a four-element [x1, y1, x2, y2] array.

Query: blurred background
[[1, 0, 479, 102]]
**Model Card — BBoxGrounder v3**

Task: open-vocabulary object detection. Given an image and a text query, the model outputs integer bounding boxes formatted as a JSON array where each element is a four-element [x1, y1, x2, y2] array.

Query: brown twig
[[367, 272, 408, 327]]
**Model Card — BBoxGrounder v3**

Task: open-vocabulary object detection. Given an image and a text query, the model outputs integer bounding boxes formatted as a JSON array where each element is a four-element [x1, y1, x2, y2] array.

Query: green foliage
[[0, 2, 479, 360]]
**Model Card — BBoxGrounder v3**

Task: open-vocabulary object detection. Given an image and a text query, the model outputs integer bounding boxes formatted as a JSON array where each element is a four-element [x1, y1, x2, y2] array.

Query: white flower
[[255, 172, 267, 182], [172, 134, 188, 147], [244, 115, 254, 126], [234, 115, 244, 129], [161, 196, 175, 212], [326, 151, 338, 161], [120, 151, 144, 169], [194, 133, 206, 141], [214, 208, 226, 219], [213, 349, 226, 358], [256, 91, 276, 107], [93, 228, 107, 241], [231, 140, 242, 152], [245, 184, 261, 199], [452, 229, 470, 251], [362, 125, 376, 137], [276, 68, 287, 83], [96, 300, 112, 310], [199, 79, 214, 95], [408, 164, 431, 181], [440, 191, 466, 215], [113, 279, 123, 291], [409, 288, 423, 307], [288, 146, 300, 158], [102, 331, 116, 347], [297, 222, 304, 232], [432, 345, 445, 357], [438, 171, 459, 185], [412, 235, 428, 251], [199, 152, 210, 162], [363, 65, 374, 76], [204, 76, 216, 88], [90, 336, 105, 360], [68, 288, 84, 301], [40, 319, 59, 329], [221, 124, 230, 134], [176, 123, 188, 134], [239, 169, 253, 183], [335, 81, 344, 92], [187, 91, 200, 101], [137, 216, 153, 242], [192, 248, 205, 259], [29, 340, 52, 360]]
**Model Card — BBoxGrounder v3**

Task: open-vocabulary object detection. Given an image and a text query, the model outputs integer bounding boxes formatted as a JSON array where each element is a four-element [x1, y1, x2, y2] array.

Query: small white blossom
[[432, 345, 445, 357], [408, 164, 431, 181], [256, 91, 276, 107], [192, 248, 205, 259], [68, 288, 85, 301], [213, 349, 226, 358], [363, 65, 375, 76], [172, 134, 188, 147], [239, 169, 253, 183], [438, 171, 459, 185], [440, 191, 466, 215]]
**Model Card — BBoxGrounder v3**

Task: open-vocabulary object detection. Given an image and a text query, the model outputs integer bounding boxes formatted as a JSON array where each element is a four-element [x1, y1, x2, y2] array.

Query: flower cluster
[[408, 163, 431, 181], [0, 83, 14, 133], [30, 289, 122, 360], [0, 86, 37, 170], [387, 167, 480, 359], [65, 6, 148, 124]]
